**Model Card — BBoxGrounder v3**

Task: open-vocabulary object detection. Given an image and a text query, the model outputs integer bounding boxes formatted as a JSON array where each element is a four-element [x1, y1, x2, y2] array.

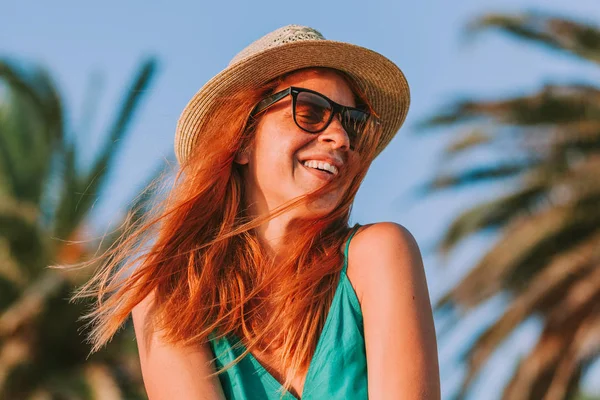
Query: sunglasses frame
[[250, 86, 371, 147]]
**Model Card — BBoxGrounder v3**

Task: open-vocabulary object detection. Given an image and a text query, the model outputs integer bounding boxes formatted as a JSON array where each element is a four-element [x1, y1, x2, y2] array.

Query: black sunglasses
[[250, 86, 372, 150]]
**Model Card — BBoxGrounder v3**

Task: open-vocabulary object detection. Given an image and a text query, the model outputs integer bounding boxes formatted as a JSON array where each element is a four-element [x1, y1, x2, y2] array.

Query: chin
[[288, 185, 346, 218], [303, 196, 339, 217]]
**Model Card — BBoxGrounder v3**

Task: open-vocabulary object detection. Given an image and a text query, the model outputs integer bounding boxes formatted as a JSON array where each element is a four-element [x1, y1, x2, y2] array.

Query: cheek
[[253, 117, 313, 164]]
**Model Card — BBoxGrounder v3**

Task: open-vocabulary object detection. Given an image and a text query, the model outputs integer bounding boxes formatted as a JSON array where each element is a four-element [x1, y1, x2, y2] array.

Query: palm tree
[[0, 57, 164, 398], [419, 11, 600, 400]]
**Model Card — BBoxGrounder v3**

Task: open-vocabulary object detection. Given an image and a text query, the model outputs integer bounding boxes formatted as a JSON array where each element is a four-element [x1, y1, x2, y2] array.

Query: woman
[[77, 25, 440, 399]]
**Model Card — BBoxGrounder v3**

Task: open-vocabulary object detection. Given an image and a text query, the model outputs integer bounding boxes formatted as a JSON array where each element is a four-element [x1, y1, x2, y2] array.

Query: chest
[[251, 349, 306, 398], [209, 263, 368, 399]]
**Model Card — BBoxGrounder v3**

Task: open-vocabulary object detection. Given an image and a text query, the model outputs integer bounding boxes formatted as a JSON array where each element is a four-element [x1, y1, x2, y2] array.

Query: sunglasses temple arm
[[251, 88, 292, 116]]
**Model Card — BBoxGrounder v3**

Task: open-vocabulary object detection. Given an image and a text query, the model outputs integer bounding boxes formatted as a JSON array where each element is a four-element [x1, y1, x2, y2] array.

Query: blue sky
[[3, 0, 600, 397]]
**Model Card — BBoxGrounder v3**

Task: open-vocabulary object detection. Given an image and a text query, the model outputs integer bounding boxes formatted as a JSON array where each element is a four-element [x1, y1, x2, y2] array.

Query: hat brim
[[175, 40, 410, 164]]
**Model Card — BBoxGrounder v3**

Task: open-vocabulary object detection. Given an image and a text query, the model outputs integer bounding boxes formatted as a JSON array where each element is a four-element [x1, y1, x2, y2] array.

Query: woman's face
[[238, 69, 360, 218]]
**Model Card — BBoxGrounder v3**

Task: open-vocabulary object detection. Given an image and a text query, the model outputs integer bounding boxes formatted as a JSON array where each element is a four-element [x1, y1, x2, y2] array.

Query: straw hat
[[175, 25, 410, 164]]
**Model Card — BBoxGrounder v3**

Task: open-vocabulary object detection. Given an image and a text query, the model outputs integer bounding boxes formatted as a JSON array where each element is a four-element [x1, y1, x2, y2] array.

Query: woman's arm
[[132, 292, 226, 400], [348, 222, 440, 400]]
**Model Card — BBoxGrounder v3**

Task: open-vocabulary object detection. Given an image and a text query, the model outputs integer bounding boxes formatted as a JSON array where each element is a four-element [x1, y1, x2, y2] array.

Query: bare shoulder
[[350, 221, 419, 256], [346, 222, 424, 305], [347, 222, 440, 398]]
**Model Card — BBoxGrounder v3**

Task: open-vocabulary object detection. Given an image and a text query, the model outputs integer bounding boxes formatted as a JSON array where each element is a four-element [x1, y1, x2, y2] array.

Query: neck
[[249, 202, 298, 257], [243, 184, 304, 257]]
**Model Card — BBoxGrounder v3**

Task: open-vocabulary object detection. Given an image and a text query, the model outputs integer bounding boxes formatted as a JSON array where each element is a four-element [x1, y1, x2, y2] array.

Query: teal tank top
[[208, 226, 367, 399]]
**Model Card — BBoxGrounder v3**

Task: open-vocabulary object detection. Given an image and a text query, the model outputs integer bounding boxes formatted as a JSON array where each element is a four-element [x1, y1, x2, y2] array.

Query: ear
[[234, 148, 250, 165]]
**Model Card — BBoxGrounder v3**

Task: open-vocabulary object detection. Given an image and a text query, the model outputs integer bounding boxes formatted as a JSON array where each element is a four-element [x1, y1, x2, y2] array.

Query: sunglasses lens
[[292, 89, 370, 149], [342, 109, 369, 146], [294, 91, 332, 132]]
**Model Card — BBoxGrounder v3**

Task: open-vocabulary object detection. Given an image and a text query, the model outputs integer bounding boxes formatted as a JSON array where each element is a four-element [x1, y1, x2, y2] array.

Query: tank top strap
[[341, 223, 361, 275]]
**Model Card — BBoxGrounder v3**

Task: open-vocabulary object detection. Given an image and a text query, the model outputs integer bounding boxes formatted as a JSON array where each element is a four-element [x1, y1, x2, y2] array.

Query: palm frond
[[501, 275, 600, 400], [0, 271, 66, 338], [0, 238, 24, 287], [84, 363, 123, 400], [0, 56, 158, 398], [545, 308, 600, 400], [435, 184, 544, 254], [519, 121, 600, 153], [423, 161, 539, 193], [0, 59, 63, 143], [418, 83, 600, 130], [0, 59, 63, 204], [438, 199, 600, 309], [0, 214, 46, 280], [468, 11, 600, 64], [444, 129, 494, 154], [52, 141, 79, 242], [423, 9, 600, 399], [457, 233, 600, 393], [52, 58, 158, 242], [0, 337, 30, 392]]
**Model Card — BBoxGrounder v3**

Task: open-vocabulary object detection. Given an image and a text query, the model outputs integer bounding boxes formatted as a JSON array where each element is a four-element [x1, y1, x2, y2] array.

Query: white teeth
[[303, 160, 339, 175]]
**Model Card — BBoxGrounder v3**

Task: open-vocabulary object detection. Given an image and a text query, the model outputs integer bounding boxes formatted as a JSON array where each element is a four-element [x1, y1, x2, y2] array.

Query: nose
[[317, 115, 350, 151]]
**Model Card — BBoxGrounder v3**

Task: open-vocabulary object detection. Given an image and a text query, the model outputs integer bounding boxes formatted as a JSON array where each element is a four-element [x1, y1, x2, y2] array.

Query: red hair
[[67, 67, 383, 394]]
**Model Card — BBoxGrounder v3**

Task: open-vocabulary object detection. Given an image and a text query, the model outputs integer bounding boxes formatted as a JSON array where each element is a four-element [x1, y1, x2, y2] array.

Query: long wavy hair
[[67, 67, 383, 394]]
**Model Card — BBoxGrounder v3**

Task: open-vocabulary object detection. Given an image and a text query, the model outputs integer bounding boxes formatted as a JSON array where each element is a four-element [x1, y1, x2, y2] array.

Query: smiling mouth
[[301, 160, 339, 175], [300, 161, 336, 181]]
